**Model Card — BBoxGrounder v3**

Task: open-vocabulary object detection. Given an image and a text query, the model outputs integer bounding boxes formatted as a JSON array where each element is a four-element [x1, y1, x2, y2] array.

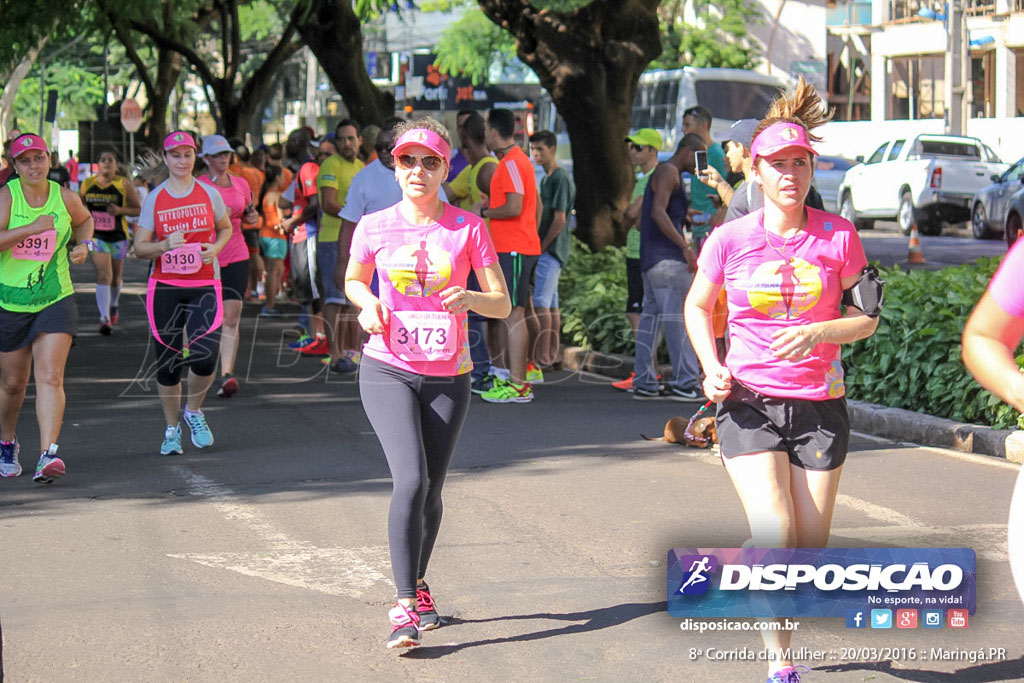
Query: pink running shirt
[[350, 203, 498, 376], [989, 239, 1024, 318], [199, 173, 252, 266], [697, 207, 868, 399]]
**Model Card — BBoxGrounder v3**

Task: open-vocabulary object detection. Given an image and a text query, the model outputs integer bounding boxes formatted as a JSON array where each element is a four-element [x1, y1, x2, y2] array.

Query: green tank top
[[0, 179, 74, 313]]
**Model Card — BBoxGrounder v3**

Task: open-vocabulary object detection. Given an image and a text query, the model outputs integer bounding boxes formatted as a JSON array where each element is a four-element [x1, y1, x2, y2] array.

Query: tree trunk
[[292, 0, 393, 127], [478, 0, 661, 249], [0, 37, 48, 140], [144, 49, 183, 148]]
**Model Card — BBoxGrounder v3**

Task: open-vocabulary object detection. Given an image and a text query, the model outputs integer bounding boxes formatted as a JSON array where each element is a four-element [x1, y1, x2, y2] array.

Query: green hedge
[[560, 238, 634, 356], [559, 240, 1020, 429], [845, 257, 1022, 429]]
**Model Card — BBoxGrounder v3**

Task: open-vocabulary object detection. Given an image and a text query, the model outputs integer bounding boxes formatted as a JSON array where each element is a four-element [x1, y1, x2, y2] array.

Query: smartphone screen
[[694, 150, 708, 177]]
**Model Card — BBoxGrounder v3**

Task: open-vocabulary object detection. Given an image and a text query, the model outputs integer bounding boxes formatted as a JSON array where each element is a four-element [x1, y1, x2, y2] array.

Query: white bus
[[631, 67, 790, 150]]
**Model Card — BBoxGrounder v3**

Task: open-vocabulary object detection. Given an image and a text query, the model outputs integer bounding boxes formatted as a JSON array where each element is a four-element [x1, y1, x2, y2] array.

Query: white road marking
[[835, 494, 1007, 561], [167, 548, 390, 598], [916, 445, 1021, 471], [835, 493, 921, 528], [168, 466, 389, 596]]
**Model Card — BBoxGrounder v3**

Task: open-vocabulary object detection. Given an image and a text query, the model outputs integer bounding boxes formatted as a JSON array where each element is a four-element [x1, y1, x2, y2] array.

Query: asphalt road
[[2, 257, 1022, 682], [860, 221, 1007, 269]]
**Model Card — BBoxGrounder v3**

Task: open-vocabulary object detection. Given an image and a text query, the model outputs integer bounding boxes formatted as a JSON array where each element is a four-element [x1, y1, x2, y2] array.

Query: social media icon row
[[845, 608, 968, 629]]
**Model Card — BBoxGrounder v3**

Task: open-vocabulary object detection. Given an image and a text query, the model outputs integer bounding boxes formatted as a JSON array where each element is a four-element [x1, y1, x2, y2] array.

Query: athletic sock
[[110, 284, 121, 307], [95, 285, 111, 321], [183, 407, 202, 418]]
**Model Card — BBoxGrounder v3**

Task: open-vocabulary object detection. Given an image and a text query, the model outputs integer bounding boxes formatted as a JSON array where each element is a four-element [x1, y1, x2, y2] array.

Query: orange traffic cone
[[907, 222, 926, 264]]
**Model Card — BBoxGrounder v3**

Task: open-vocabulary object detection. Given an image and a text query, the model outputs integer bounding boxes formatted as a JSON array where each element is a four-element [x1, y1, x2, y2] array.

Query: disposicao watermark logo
[[667, 548, 975, 618], [676, 554, 719, 596]]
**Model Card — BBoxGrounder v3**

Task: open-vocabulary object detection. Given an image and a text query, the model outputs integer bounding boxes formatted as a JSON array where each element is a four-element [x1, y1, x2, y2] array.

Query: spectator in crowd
[[446, 109, 476, 183], [47, 152, 70, 188], [359, 124, 381, 164], [612, 128, 662, 393], [526, 130, 575, 377], [631, 133, 706, 402], [681, 106, 727, 253], [446, 113, 498, 394], [316, 119, 364, 374], [475, 108, 540, 404], [64, 150, 79, 191]]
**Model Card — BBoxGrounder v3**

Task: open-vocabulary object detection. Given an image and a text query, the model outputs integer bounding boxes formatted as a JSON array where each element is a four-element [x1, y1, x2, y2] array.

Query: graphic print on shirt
[[824, 358, 845, 398], [380, 241, 453, 298], [744, 257, 823, 320]]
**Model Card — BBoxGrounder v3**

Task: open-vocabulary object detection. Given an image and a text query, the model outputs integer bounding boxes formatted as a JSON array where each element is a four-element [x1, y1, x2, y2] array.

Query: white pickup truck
[[837, 134, 1008, 235]]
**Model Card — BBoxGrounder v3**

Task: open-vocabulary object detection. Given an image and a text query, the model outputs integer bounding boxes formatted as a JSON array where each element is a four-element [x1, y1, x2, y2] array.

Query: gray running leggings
[[359, 356, 471, 599]]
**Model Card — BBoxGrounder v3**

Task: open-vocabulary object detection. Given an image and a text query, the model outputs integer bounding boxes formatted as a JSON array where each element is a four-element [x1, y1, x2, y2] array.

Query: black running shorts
[[716, 382, 850, 471]]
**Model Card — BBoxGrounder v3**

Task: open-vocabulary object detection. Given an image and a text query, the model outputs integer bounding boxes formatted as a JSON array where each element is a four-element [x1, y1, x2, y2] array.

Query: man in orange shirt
[[476, 108, 540, 403]]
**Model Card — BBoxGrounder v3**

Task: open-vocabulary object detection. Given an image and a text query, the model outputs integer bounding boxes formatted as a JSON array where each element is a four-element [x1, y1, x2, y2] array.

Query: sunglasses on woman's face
[[629, 143, 645, 153], [395, 154, 443, 172]]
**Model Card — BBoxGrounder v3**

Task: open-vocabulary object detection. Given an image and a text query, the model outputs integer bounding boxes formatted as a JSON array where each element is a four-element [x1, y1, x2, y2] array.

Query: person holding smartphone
[[630, 133, 707, 401], [682, 106, 727, 253]]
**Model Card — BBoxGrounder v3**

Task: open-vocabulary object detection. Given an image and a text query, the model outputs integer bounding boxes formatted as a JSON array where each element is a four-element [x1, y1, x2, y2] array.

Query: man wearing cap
[[681, 106, 727, 253], [623, 129, 661, 338], [698, 118, 756, 217], [631, 133, 706, 402], [316, 119, 364, 373], [720, 119, 826, 223]]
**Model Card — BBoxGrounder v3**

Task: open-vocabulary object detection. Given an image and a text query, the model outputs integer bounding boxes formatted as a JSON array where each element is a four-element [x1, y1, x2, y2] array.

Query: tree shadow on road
[[402, 601, 664, 659], [817, 657, 1024, 682]]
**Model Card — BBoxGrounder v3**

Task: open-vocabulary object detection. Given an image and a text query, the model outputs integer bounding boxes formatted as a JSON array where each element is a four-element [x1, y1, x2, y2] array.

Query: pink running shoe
[[416, 583, 441, 631], [386, 602, 421, 650]]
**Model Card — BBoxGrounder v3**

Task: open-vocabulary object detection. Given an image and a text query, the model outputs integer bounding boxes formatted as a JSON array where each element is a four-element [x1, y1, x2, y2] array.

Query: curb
[[561, 346, 1023, 464]]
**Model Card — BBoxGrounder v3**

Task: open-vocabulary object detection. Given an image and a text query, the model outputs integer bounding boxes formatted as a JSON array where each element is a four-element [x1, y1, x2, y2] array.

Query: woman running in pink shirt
[[962, 239, 1024, 607], [684, 80, 881, 683], [345, 118, 510, 650]]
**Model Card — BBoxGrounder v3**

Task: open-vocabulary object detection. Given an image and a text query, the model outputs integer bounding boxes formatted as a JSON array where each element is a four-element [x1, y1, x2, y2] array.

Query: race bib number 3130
[[161, 243, 203, 275], [388, 310, 457, 362]]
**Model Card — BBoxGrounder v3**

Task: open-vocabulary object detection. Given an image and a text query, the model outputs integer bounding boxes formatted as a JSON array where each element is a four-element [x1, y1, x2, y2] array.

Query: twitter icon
[[870, 609, 892, 629]]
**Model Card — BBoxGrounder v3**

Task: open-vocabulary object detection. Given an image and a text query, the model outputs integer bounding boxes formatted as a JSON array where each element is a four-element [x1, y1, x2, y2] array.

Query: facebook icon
[[845, 609, 867, 629]]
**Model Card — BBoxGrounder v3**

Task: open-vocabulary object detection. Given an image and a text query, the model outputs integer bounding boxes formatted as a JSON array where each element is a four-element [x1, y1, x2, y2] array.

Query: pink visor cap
[[750, 122, 819, 161], [12, 134, 48, 159], [391, 128, 451, 164], [163, 131, 197, 151]]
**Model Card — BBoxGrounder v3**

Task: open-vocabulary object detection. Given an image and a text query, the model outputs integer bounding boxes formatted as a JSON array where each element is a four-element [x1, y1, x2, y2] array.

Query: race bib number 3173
[[388, 310, 457, 362]]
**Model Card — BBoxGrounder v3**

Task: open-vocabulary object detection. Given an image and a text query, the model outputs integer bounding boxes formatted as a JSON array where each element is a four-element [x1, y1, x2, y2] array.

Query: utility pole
[[946, 0, 966, 135]]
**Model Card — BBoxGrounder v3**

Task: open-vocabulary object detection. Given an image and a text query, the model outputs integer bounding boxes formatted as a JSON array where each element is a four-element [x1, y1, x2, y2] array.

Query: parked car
[[813, 156, 857, 213], [970, 156, 1024, 240], [1004, 185, 1024, 248], [837, 134, 1008, 235]]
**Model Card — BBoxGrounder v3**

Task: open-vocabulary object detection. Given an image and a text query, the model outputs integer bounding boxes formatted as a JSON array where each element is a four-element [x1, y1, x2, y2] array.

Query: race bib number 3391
[[12, 229, 57, 261], [388, 310, 457, 362]]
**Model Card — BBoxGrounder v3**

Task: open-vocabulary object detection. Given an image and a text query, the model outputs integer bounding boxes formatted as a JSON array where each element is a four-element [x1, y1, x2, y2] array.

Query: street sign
[[120, 98, 144, 133]]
